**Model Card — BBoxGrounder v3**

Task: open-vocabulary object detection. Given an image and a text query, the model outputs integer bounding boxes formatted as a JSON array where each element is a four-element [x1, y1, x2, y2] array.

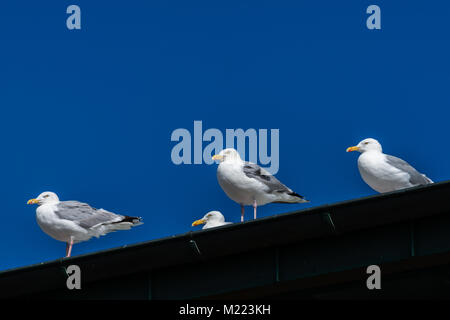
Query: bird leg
[[241, 204, 245, 222], [253, 200, 257, 220], [66, 237, 74, 257]]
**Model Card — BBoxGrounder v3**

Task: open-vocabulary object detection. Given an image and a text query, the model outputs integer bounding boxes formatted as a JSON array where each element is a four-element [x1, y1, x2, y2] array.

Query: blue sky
[[0, 1, 449, 271]]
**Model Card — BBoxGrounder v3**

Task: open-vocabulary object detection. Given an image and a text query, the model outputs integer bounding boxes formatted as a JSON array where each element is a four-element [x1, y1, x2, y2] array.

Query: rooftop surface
[[2, 181, 450, 299]]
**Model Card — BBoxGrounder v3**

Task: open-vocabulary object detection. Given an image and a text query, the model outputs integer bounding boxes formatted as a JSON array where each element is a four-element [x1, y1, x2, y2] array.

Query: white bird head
[[212, 148, 242, 162], [27, 191, 60, 206], [192, 211, 225, 227], [347, 138, 382, 153]]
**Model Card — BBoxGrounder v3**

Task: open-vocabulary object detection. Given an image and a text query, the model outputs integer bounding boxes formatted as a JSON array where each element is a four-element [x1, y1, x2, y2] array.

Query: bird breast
[[36, 204, 59, 228], [217, 161, 263, 205], [357, 152, 411, 192], [36, 204, 86, 242]]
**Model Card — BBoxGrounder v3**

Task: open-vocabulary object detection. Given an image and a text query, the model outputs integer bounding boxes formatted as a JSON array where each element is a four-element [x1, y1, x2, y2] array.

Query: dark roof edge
[[1, 180, 449, 277]]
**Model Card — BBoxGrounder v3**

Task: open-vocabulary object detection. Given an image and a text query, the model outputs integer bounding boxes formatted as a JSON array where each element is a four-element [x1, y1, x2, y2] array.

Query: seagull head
[[192, 211, 225, 227], [346, 138, 382, 153], [27, 191, 60, 206], [212, 148, 242, 162]]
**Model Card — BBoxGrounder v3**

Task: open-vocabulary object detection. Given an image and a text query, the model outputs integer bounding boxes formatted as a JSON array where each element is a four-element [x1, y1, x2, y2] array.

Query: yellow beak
[[212, 154, 223, 161], [192, 219, 206, 226], [27, 199, 39, 205], [346, 146, 360, 152]]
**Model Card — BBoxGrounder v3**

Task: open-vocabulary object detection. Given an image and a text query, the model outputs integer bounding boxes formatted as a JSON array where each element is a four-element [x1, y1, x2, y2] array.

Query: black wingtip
[[290, 192, 306, 199], [119, 216, 143, 224]]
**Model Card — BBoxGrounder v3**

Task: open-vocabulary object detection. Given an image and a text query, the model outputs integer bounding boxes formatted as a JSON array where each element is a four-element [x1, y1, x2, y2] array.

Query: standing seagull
[[27, 191, 143, 257], [346, 138, 433, 193], [212, 148, 308, 222], [192, 211, 232, 229]]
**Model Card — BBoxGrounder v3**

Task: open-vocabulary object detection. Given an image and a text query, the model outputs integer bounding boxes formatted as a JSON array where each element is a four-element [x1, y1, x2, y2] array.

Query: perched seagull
[[212, 148, 309, 222], [192, 211, 232, 229], [27, 191, 143, 257], [346, 138, 433, 193]]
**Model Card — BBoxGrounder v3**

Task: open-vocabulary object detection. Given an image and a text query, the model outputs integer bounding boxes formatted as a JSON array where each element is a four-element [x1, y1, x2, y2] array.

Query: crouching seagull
[[192, 211, 232, 229]]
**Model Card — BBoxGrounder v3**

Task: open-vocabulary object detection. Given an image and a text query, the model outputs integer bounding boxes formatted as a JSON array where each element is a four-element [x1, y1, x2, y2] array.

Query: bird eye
[[43, 195, 49, 198], [364, 142, 369, 145]]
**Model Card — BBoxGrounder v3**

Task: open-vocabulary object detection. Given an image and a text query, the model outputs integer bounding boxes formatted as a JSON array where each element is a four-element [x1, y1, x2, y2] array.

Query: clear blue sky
[[1, 1, 449, 271]]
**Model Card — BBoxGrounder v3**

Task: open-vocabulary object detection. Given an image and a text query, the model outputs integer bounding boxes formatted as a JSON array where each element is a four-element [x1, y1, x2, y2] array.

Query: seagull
[[346, 138, 433, 193], [212, 148, 309, 222], [27, 191, 143, 257], [191, 211, 232, 229]]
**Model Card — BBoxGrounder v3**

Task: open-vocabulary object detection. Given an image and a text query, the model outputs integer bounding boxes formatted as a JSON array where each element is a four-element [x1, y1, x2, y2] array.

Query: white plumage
[[212, 148, 308, 221], [28, 191, 142, 257], [192, 211, 232, 229], [347, 138, 433, 193]]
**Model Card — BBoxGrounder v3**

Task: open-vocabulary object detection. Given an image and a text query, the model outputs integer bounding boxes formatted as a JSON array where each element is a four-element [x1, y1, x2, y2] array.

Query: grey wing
[[55, 201, 123, 229], [385, 155, 433, 185], [243, 162, 292, 193]]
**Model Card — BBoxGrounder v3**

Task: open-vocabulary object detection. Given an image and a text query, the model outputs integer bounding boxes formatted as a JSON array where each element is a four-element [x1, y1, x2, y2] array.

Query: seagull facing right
[[192, 211, 232, 229], [346, 138, 433, 193]]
